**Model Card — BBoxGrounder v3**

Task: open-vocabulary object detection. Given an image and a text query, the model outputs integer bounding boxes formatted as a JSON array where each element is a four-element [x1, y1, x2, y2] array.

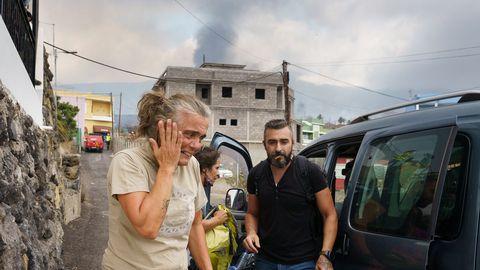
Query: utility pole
[[53, 23, 57, 88], [282, 60, 291, 123], [40, 22, 57, 87], [110, 92, 114, 138], [118, 92, 123, 134]]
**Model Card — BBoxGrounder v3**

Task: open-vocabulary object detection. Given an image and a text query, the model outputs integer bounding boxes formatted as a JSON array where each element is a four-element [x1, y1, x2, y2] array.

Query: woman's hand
[[213, 210, 228, 225], [148, 119, 183, 173]]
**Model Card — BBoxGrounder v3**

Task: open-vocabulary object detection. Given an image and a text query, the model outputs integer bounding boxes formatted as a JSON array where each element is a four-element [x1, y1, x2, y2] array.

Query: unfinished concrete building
[[153, 63, 299, 165]]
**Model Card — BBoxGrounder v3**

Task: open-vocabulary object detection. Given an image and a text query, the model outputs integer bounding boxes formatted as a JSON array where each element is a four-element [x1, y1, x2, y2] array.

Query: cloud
[[39, 0, 480, 121], [41, 0, 196, 84]]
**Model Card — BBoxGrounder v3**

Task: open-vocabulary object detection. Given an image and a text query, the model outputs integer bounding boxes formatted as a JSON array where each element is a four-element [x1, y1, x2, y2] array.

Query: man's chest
[[257, 175, 310, 212]]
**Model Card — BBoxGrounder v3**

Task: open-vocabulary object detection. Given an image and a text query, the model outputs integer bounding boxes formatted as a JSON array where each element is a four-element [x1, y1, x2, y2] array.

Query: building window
[[201, 88, 209, 99], [222, 87, 233, 98], [196, 84, 211, 105], [255, 89, 265, 99], [231, 119, 238, 126], [219, 119, 227, 125]]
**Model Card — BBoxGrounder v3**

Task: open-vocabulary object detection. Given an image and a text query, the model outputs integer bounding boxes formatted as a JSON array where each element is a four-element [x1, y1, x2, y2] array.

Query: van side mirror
[[225, 188, 247, 211]]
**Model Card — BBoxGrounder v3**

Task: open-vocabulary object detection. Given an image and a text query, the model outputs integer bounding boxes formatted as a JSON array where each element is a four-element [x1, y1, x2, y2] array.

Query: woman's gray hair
[[136, 90, 211, 139]]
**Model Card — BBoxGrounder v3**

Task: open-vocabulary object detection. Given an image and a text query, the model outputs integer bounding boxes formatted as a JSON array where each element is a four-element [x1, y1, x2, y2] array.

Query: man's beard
[[268, 151, 292, 168]]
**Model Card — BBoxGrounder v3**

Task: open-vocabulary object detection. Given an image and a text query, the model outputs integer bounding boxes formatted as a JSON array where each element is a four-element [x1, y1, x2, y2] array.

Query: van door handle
[[342, 234, 350, 255]]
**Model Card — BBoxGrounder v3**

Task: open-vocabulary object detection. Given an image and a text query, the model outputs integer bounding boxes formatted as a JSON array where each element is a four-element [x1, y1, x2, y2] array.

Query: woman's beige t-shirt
[[102, 143, 207, 270]]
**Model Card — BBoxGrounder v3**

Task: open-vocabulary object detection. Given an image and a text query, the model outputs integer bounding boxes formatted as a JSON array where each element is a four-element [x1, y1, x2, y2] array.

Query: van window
[[330, 143, 361, 213], [351, 128, 451, 239], [435, 135, 469, 240], [210, 145, 250, 206], [307, 150, 327, 170]]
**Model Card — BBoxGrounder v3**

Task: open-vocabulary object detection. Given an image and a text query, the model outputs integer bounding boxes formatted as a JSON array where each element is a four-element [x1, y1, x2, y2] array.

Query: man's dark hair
[[263, 119, 292, 139], [194, 146, 220, 172]]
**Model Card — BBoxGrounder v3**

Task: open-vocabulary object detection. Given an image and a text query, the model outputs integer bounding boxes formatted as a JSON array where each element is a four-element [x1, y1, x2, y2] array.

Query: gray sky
[[41, 0, 480, 120]]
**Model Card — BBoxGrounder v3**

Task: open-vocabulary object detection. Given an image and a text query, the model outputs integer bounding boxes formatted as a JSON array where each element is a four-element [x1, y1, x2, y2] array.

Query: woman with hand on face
[[102, 90, 213, 270], [194, 147, 229, 232]]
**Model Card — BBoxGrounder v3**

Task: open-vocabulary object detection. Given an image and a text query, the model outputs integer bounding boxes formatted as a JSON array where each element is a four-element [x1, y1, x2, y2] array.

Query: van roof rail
[[351, 90, 480, 124]]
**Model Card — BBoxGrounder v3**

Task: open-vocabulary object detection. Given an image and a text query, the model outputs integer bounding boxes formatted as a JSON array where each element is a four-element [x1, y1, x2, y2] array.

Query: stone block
[[64, 165, 79, 180], [63, 188, 81, 224]]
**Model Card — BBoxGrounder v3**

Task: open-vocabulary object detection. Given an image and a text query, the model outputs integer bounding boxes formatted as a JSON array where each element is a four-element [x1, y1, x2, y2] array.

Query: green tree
[[338, 116, 346, 124], [57, 98, 79, 142], [316, 113, 323, 120]]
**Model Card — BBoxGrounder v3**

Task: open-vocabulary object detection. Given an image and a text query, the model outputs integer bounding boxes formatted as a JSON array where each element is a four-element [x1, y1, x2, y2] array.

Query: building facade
[[301, 118, 328, 146], [154, 63, 299, 165], [55, 90, 113, 138]]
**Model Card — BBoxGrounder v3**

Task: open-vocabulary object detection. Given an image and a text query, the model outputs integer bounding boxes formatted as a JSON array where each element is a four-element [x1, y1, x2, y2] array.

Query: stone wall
[[0, 81, 64, 269], [0, 50, 75, 269]]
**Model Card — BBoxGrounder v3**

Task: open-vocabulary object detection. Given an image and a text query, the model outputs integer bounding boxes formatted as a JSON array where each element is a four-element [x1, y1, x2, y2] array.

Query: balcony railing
[[0, 0, 38, 84]]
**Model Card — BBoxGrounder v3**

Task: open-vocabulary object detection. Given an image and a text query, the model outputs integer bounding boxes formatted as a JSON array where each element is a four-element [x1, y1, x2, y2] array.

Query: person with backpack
[[243, 119, 338, 270]]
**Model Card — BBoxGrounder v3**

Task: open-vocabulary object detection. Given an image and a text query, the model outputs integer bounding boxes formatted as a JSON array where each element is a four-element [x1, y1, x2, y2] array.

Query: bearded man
[[243, 119, 338, 270]]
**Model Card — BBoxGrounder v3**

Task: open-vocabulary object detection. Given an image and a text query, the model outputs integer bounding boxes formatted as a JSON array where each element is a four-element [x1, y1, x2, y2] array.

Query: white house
[[0, 0, 45, 126]]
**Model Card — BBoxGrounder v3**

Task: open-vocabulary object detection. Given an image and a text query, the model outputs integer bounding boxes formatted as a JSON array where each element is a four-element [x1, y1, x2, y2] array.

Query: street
[[62, 150, 111, 269]]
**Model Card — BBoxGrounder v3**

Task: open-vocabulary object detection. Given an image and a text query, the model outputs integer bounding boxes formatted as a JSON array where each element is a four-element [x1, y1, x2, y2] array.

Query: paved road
[[62, 150, 111, 270]]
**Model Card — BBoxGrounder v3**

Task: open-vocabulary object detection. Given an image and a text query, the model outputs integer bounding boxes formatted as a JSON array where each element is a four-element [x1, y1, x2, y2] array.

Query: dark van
[[210, 91, 480, 270]]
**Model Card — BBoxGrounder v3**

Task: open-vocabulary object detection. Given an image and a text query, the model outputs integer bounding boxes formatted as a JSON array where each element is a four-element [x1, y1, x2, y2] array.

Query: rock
[[65, 178, 80, 191], [0, 114, 8, 145], [64, 165, 79, 180], [42, 227, 52, 240], [23, 116, 33, 129], [22, 254, 29, 270], [8, 119, 22, 141], [62, 154, 80, 167], [0, 206, 6, 221]]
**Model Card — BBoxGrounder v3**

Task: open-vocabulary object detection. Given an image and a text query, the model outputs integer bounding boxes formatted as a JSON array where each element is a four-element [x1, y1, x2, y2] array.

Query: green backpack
[[205, 204, 239, 270]]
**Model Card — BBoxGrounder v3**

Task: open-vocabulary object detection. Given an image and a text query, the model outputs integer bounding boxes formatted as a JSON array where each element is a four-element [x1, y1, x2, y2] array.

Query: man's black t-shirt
[[246, 157, 327, 264]]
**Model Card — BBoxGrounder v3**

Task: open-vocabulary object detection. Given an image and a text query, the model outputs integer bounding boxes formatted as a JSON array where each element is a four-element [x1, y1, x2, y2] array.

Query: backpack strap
[[253, 160, 269, 197], [294, 155, 325, 254], [294, 155, 315, 203]]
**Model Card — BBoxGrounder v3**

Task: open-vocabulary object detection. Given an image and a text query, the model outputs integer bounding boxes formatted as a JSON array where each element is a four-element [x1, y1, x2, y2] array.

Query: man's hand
[[213, 210, 228, 225], [148, 119, 182, 172], [315, 255, 333, 270], [243, 233, 261, 253]]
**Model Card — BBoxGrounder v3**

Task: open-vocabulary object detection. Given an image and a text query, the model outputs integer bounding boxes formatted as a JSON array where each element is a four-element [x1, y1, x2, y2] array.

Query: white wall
[[35, 26, 44, 104], [0, 18, 44, 126]]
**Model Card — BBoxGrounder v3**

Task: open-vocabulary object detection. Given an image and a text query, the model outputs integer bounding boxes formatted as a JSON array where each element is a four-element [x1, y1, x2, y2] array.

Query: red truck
[[84, 135, 104, 152]]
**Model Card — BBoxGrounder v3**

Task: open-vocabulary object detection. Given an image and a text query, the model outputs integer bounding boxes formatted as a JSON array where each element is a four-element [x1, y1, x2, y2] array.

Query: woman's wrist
[[157, 166, 176, 176]]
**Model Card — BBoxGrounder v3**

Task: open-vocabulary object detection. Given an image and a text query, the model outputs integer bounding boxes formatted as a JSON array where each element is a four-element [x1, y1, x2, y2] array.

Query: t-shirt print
[[159, 185, 195, 237]]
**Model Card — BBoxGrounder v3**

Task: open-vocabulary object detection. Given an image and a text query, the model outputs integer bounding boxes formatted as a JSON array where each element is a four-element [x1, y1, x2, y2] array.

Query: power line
[[44, 42, 161, 80], [300, 52, 480, 67], [294, 89, 370, 113], [297, 43, 480, 66], [232, 71, 282, 85], [44, 42, 282, 85], [172, 0, 275, 63], [288, 62, 408, 101]]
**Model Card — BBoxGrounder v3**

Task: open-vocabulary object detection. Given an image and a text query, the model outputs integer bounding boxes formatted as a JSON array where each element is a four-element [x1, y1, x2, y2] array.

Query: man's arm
[[188, 210, 212, 270], [315, 188, 338, 270], [243, 194, 261, 253]]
